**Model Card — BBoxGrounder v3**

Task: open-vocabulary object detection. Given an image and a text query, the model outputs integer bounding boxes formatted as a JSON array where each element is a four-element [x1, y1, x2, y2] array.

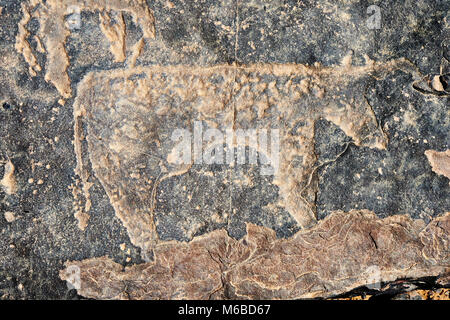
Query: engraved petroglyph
[[72, 57, 420, 254], [15, 0, 155, 98]]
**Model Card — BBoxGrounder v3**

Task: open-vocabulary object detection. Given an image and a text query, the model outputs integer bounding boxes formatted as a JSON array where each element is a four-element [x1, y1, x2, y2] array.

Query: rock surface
[[0, 0, 449, 299]]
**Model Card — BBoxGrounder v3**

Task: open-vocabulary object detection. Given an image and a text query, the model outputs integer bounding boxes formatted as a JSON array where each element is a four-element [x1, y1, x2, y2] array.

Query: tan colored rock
[[0, 160, 17, 195], [425, 149, 450, 182], [16, 0, 156, 98], [60, 210, 450, 299]]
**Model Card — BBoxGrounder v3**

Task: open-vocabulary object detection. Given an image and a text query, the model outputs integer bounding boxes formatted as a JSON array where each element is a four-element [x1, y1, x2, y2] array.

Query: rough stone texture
[[60, 211, 449, 299], [0, 0, 449, 299]]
